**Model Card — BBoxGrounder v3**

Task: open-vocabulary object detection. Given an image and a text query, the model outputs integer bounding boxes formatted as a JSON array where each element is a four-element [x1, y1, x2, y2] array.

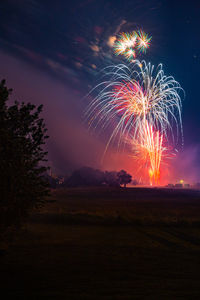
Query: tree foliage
[[65, 167, 105, 187], [117, 170, 132, 187], [64, 167, 132, 188], [104, 171, 120, 187], [0, 80, 49, 228]]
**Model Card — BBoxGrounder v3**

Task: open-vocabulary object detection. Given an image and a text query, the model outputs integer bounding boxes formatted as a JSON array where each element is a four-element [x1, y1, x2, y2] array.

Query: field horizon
[[1, 187, 200, 299]]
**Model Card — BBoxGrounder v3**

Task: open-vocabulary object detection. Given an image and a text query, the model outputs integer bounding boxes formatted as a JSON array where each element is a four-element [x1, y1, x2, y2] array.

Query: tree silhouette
[[65, 167, 105, 187], [0, 80, 49, 229], [104, 171, 120, 187], [117, 170, 132, 188]]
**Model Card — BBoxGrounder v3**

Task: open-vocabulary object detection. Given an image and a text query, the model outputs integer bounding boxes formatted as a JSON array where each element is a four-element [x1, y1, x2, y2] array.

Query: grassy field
[[1, 187, 200, 299]]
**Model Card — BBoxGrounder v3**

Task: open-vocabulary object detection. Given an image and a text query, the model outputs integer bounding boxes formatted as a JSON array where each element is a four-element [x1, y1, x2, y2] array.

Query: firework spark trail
[[85, 60, 183, 184], [132, 120, 166, 185]]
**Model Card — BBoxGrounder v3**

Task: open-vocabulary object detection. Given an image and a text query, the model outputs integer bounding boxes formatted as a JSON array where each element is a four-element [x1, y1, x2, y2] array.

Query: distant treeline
[[47, 167, 138, 188]]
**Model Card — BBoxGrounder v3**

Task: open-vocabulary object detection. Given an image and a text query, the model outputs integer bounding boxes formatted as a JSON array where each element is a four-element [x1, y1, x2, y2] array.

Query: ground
[[1, 187, 200, 299]]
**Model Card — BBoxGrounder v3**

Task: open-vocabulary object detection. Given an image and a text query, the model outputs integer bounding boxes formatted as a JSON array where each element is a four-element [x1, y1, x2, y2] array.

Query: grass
[[1, 187, 200, 299]]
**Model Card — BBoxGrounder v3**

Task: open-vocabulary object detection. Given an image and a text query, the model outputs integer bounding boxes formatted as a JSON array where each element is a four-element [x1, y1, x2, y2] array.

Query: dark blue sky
[[0, 0, 199, 179]]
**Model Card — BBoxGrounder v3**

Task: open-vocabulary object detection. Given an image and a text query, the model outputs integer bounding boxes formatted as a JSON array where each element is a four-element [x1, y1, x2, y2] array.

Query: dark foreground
[[1, 187, 200, 299]]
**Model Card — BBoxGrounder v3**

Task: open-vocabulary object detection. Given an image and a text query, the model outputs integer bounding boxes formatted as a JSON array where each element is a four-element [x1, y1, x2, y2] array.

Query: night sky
[[0, 0, 199, 182]]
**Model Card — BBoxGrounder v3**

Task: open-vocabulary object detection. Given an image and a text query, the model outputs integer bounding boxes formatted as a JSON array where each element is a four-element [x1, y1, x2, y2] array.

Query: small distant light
[[91, 64, 97, 69]]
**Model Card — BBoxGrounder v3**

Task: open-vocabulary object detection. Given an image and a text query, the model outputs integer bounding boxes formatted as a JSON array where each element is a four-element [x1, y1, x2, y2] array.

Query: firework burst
[[86, 60, 183, 143], [114, 30, 152, 61], [136, 30, 152, 53], [85, 60, 183, 184]]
